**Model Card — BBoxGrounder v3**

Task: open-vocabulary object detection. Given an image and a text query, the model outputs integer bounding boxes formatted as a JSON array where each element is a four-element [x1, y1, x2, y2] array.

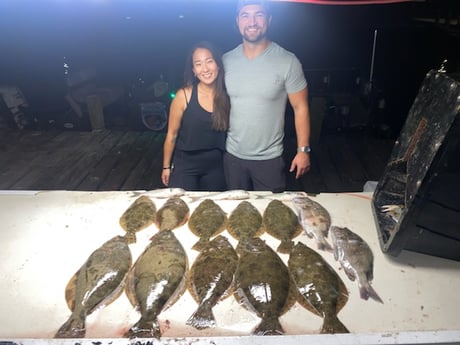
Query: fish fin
[[277, 240, 294, 254], [125, 318, 161, 339], [253, 316, 284, 336], [359, 282, 384, 304], [64, 270, 79, 312], [321, 314, 350, 334], [186, 303, 216, 330], [54, 313, 86, 338]]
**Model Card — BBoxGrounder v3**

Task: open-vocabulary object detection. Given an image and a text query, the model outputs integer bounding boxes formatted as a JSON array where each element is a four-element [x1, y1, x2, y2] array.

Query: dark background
[[0, 0, 459, 136]]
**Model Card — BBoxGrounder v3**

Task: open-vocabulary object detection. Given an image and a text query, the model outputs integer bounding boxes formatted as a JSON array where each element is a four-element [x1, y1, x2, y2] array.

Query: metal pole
[[369, 29, 378, 95]]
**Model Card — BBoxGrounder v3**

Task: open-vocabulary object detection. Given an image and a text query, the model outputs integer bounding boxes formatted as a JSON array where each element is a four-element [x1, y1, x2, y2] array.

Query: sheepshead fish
[[227, 201, 264, 252], [234, 237, 291, 336], [119, 195, 156, 244], [125, 230, 188, 338], [330, 226, 383, 304], [291, 196, 332, 252], [186, 235, 238, 330], [154, 197, 190, 231], [288, 242, 349, 334], [55, 235, 132, 338], [188, 199, 227, 251], [262, 199, 302, 254]]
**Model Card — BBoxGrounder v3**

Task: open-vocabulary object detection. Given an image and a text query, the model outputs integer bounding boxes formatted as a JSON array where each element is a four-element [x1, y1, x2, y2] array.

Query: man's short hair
[[237, 0, 271, 14]]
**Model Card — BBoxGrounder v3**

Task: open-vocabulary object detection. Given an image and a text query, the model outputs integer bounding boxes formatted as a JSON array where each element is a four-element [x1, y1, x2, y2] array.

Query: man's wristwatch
[[297, 146, 311, 153]]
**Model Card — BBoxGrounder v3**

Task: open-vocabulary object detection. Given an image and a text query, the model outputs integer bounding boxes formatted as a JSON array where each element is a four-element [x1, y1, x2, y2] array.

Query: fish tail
[[360, 282, 384, 304], [186, 303, 216, 330], [125, 318, 161, 339], [54, 313, 86, 338], [253, 316, 284, 336], [191, 238, 208, 252], [277, 240, 294, 254], [321, 314, 350, 334], [124, 232, 137, 244], [317, 238, 333, 252]]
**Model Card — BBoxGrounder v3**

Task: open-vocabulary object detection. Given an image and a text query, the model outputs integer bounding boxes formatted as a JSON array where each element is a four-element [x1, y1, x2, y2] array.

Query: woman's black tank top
[[175, 83, 226, 152]]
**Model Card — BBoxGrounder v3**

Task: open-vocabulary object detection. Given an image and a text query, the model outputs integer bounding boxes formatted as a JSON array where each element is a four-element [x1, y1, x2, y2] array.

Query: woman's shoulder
[[173, 85, 192, 106]]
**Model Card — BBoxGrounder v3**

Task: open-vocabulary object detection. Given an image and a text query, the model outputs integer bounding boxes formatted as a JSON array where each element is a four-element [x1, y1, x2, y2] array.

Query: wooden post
[[86, 94, 105, 130]]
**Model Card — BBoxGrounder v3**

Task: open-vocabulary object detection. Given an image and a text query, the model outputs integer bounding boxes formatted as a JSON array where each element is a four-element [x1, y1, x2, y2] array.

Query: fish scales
[[291, 196, 333, 251], [119, 195, 156, 244], [288, 242, 349, 334], [55, 235, 132, 338], [330, 226, 383, 304], [234, 237, 291, 336], [263, 199, 303, 254], [227, 201, 264, 251], [188, 199, 227, 251], [155, 197, 190, 231], [125, 230, 188, 338], [186, 235, 238, 330]]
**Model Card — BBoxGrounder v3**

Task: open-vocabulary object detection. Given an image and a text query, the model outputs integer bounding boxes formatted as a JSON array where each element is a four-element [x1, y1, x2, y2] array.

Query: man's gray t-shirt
[[223, 42, 307, 160]]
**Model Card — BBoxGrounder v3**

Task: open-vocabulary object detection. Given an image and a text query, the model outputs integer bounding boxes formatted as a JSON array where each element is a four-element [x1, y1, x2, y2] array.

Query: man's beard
[[243, 31, 266, 43]]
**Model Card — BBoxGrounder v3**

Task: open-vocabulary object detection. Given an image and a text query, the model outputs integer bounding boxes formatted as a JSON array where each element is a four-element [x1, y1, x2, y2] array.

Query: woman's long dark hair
[[183, 41, 230, 131]]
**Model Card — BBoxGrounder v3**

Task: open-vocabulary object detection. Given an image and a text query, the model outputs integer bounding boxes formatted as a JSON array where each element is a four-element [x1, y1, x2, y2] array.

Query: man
[[223, 0, 311, 192]]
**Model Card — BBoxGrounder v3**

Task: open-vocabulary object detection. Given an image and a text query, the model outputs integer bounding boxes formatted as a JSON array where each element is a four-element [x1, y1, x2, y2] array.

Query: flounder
[[188, 199, 227, 251], [125, 230, 188, 338], [154, 197, 190, 231], [291, 196, 333, 251], [262, 199, 302, 254], [288, 241, 349, 334], [234, 237, 293, 336], [227, 201, 264, 252], [55, 235, 132, 338], [330, 226, 383, 304], [186, 235, 238, 329], [119, 195, 156, 244]]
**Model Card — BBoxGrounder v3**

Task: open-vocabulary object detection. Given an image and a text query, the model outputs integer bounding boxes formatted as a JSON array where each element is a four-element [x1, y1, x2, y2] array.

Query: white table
[[0, 190, 459, 344]]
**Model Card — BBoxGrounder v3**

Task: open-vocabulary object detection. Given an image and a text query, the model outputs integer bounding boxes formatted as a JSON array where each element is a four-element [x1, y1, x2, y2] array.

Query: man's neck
[[242, 39, 271, 60]]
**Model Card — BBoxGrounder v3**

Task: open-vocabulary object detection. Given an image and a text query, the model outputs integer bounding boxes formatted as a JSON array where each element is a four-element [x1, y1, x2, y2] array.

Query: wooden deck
[[0, 129, 395, 193]]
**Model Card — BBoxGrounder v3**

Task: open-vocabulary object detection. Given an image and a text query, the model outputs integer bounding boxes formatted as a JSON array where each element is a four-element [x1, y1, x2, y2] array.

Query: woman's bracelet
[[163, 166, 171, 170]]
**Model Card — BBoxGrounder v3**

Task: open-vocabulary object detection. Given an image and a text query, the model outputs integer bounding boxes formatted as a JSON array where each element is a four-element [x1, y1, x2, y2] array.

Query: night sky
[[0, 0, 458, 133]]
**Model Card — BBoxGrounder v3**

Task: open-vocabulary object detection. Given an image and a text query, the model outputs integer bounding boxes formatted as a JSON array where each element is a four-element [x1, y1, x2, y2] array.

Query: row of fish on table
[[54, 188, 383, 339]]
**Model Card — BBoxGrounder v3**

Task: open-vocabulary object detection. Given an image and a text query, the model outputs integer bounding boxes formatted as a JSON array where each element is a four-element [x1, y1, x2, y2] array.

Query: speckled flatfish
[[291, 196, 333, 252], [262, 199, 303, 254], [188, 199, 227, 251], [288, 241, 349, 334], [330, 226, 383, 304], [124, 230, 188, 338], [119, 195, 156, 244], [154, 197, 190, 231], [186, 235, 238, 330], [227, 201, 264, 252], [55, 235, 132, 338], [234, 237, 292, 336]]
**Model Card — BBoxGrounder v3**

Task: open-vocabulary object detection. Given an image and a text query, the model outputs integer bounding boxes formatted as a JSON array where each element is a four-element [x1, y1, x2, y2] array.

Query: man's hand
[[290, 152, 311, 179]]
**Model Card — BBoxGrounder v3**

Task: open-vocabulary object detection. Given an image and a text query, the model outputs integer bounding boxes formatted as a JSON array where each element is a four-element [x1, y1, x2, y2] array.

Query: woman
[[161, 41, 230, 191]]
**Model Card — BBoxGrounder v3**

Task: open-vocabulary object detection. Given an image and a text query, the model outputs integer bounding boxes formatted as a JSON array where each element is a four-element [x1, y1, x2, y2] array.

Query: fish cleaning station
[[0, 187, 459, 344]]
